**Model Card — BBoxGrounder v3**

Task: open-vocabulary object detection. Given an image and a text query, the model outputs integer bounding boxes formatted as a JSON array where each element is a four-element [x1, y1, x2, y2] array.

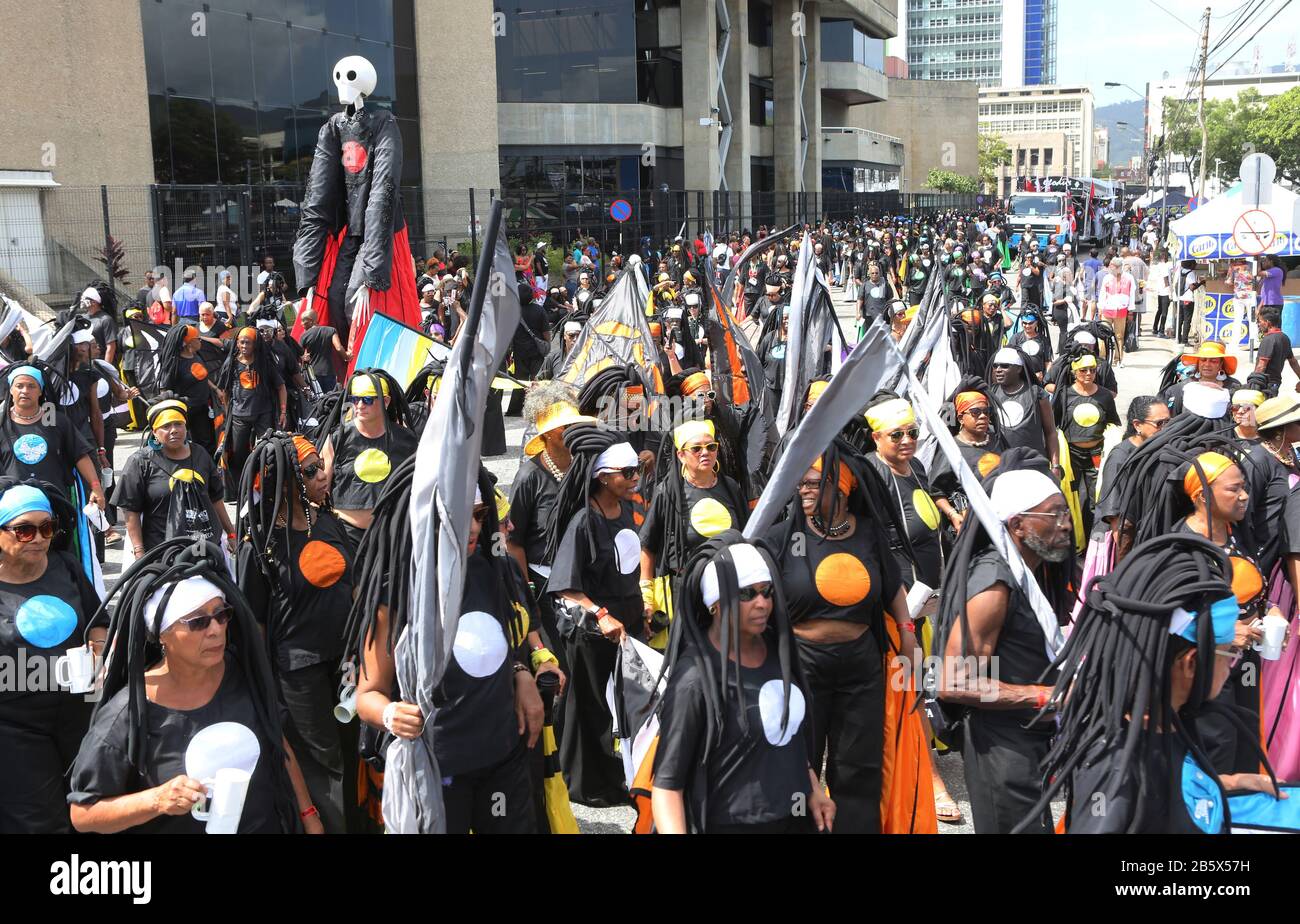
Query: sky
[[1058, 0, 1298, 104]]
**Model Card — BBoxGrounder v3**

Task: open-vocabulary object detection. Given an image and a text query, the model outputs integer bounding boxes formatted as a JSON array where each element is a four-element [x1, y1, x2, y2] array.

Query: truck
[[1007, 192, 1072, 250]]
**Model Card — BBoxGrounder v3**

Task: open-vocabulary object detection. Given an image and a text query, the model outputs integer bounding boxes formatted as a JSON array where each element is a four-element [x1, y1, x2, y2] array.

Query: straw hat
[[524, 402, 598, 457]]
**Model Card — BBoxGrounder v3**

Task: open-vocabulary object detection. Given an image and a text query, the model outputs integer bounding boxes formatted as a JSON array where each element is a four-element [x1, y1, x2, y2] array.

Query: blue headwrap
[[5, 365, 43, 389], [1169, 595, 1239, 646], [0, 485, 52, 526]]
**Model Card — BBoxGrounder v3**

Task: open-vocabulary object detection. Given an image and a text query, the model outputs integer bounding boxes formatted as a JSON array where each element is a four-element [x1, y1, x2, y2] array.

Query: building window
[[1044, 149, 1053, 167], [749, 81, 774, 126], [748, 0, 773, 47], [495, 0, 639, 104]]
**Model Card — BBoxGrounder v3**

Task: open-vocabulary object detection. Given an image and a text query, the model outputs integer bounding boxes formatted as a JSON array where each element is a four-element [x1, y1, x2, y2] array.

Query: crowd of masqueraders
[[2, 204, 1300, 837]]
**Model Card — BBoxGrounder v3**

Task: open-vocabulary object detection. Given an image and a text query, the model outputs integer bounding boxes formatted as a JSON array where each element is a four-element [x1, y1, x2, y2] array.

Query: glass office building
[[140, 0, 421, 186], [905, 0, 1056, 88]]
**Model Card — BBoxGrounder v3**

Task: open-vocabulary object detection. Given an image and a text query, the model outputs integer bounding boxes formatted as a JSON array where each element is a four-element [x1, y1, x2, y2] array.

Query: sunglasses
[[300, 461, 323, 479], [1, 519, 58, 542], [964, 406, 991, 418], [887, 427, 921, 443], [614, 466, 643, 481], [349, 395, 378, 406], [472, 506, 490, 524], [1017, 509, 1073, 526], [1140, 417, 1170, 430], [176, 605, 235, 632], [738, 584, 774, 602], [1215, 646, 1244, 669], [684, 442, 719, 455]]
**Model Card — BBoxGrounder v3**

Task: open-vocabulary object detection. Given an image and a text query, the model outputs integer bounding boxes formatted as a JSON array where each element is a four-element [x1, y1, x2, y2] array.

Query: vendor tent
[[1170, 178, 1300, 261]]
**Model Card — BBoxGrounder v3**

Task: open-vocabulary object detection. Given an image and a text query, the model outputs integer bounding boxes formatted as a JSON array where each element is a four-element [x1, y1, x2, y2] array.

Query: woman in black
[[216, 326, 286, 499], [0, 481, 103, 832], [652, 537, 834, 833], [348, 464, 543, 833], [1052, 353, 1120, 537], [68, 541, 317, 833], [157, 323, 218, 455], [639, 418, 749, 647], [321, 370, 418, 550], [929, 386, 1008, 533], [237, 433, 359, 834], [864, 397, 943, 589], [0, 365, 103, 508], [546, 424, 646, 806], [113, 396, 232, 559], [762, 442, 921, 833]]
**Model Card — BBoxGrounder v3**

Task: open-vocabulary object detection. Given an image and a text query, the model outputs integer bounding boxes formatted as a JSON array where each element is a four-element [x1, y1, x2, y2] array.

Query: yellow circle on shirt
[[689, 497, 733, 537], [1072, 403, 1101, 428], [912, 488, 941, 531], [977, 452, 1002, 477], [353, 448, 392, 483], [167, 467, 203, 490], [814, 553, 872, 607]]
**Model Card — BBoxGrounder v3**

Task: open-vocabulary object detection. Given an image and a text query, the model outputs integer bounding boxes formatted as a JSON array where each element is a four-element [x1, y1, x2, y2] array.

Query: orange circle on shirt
[[298, 540, 346, 588], [239, 370, 259, 390], [977, 452, 1002, 477], [814, 553, 872, 607], [190, 361, 208, 381], [1229, 555, 1263, 605]]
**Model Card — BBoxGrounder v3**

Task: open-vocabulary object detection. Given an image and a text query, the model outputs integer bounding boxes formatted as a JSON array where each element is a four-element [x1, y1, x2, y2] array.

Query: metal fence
[[4, 184, 980, 305]]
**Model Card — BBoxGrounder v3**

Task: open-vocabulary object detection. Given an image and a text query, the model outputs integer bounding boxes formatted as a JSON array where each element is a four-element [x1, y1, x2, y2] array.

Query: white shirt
[[1149, 262, 1172, 297], [216, 284, 237, 319]]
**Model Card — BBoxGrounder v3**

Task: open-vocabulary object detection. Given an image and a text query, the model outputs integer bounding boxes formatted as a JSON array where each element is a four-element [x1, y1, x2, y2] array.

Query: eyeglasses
[[300, 461, 323, 479], [1215, 646, 1244, 669], [1017, 509, 1073, 526], [1, 519, 58, 542], [349, 395, 377, 406], [738, 584, 775, 602], [887, 427, 921, 443], [797, 479, 825, 493], [1140, 417, 1170, 430], [176, 605, 235, 632], [472, 507, 490, 524], [963, 406, 991, 418], [684, 442, 719, 455]]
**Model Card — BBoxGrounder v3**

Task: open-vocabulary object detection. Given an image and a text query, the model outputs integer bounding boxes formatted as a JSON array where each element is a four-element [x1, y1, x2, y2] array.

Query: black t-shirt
[[548, 503, 644, 631], [653, 641, 811, 829], [993, 382, 1047, 455], [88, 313, 119, 358], [111, 445, 224, 552], [507, 456, 562, 575], [68, 656, 286, 833], [328, 423, 419, 512], [965, 547, 1056, 729], [173, 356, 213, 415], [640, 476, 747, 570], [0, 413, 93, 496], [859, 279, 891, 322], [768, 520, 901, 626], [1060, 386, 1119, 444], [61, 366, 100, 445], [433, 552, 525, 777], [1094, 438, 1138, 525], [1258, 331, 1293, 388], [0, 550, 100, 709], [867, 456, 943, 589], [299, 326, 338, 378], [1066, 734, 1202, 834], [929, 437, 1006, 501], [229, 358, 283, 419], [237, 508, 354, 673]]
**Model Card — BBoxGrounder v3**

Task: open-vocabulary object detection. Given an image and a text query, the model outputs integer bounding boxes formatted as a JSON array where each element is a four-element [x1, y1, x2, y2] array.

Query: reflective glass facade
[[821, 19, 885, 72], [142, 0, 420, 185]]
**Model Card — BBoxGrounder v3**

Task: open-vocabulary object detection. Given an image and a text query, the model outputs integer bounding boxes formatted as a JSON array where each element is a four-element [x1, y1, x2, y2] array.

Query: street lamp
[[1106, 81, 1149, 193]]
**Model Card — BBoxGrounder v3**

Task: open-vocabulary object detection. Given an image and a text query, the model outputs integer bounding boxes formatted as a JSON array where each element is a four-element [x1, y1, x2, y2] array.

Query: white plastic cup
[[334, 685, 357, 724], [191, 767, 251, 834], [1260, 613, 1288, 662], [55, 646, 96, 694], [906, 581, 936, 620], [82, 502, 107, 532]]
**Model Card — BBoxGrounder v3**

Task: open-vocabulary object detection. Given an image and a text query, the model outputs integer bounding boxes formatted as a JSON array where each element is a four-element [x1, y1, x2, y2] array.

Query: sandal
[[103, 528, 123, 545], [935, 794, 964, 825]]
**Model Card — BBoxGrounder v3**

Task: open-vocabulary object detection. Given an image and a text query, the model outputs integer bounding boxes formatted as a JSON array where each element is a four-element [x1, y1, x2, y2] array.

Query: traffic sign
[[610, 199, 632, 223], [1232, 209, 1277, 256]]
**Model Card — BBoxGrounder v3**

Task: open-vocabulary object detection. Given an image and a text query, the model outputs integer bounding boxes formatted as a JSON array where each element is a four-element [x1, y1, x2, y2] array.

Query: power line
[[1146, 0, 1202, 32], [1208, 0, 1266, 56], [1207, 0, 1294, 78]]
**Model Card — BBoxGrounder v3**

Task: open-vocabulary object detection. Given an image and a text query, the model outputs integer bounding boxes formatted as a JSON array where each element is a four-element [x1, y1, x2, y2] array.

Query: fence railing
[[5, 184, 982, 305]]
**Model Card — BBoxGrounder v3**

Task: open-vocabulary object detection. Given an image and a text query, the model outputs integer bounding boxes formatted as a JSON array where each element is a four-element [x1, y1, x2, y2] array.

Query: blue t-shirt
[[1261, 266, 1284, 306], [173, 283, 205, 318]]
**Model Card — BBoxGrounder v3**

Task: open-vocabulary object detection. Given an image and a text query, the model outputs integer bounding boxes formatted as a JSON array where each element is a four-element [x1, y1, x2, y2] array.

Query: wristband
[[530, 646, 558, 670], [1034, 688, 1049, 710], [901, 620, 915, 634], [512, 661, 531, 675], [381, 701, 399, 734], [300, 805, 318, 820]]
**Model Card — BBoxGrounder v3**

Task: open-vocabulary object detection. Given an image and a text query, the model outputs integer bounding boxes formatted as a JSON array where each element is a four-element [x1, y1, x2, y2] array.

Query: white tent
[[1170, 156, 1300, 261]]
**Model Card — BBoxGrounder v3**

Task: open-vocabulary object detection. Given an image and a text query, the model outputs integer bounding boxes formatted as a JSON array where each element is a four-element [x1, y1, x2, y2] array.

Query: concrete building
[[856, 77, 980, 193], [978, 84, 1094, 195], [1093, 126, 1109, 172], [898, 0, 1056, 89]]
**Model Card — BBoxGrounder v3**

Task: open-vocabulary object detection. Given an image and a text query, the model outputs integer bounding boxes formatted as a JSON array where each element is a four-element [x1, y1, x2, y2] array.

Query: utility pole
[[1196, 6, 1210, 201]]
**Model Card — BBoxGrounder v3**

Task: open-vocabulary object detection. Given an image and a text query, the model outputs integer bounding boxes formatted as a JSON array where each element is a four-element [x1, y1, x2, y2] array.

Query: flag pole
[[460, 199, 506, 381]]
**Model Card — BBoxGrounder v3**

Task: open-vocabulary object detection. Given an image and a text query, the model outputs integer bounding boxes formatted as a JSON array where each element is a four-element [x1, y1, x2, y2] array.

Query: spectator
[[173, 270, 205, 324], [215, 270, 239, 322], [298, 306, 348, 394], [149, 270, 173, 325]]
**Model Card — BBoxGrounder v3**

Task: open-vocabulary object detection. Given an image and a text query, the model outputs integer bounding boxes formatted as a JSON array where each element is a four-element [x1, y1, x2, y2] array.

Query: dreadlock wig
[[216, 328, 278, 399], [403, 360, 445, 437], [1016, 532, 1276, 833], [577, 363, 653, 422], [156, 323, 202, 399], [316, 368, 412, 441], [236, 431, 325, 602], [89, 536, 301, 831], [542, 422, 623, 567]]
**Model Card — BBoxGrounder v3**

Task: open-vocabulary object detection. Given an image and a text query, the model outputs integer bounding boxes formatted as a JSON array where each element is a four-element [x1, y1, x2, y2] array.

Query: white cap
[[143, 576, 225, 636], [80, 286, 102, 304], [593, 441, 638, 474], [421, 283, 436, 293], [990, 470, 1063, 523], [701, 543, 773, 608]]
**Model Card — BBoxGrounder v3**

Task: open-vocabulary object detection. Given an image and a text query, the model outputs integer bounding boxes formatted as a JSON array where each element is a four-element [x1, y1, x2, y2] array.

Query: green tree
[[924, 169, 980, 194], [1162, 89, 1267, 193], [978, 134, 1012, 191], [1247, 87, 1300, 185]]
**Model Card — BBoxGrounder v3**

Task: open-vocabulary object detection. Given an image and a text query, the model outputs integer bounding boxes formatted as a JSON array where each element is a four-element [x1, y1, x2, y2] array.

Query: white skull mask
[[333, 56, 377, 107]]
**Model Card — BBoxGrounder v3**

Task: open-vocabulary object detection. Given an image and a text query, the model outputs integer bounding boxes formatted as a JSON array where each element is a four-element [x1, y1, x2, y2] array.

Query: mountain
[[1095, 98, 1146, 167]]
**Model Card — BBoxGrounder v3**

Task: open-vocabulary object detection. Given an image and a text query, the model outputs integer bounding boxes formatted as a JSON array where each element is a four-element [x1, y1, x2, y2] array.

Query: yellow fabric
[[524, 403, 597, 457], [672, 418, 715, 450], [1057, 430, 1085, 552], [689, 497, 733, 537], [1071, 354, 1097, 372], [494, 486, 511, 522], [151, 409, 186, 429], [866, 398, 916, 433], [647, 574, 673, 651], [350, 375, 389, 398], [1183, 451, 1235, 501], [542, 724, 580, 834], [146, 398, 188, 430], [805, 379, 830, 406], [1232, 389, 1265, 408]]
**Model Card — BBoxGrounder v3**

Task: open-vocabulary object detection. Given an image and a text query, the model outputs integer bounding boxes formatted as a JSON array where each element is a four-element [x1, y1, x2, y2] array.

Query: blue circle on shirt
[[771, 344, 786, 360], [13, 434, 48, 465], [14, 595, 77, 649]]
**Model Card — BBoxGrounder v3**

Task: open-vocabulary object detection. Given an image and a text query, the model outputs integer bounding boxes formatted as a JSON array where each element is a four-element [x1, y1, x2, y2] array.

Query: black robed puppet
[[292, 56, 422, 360]]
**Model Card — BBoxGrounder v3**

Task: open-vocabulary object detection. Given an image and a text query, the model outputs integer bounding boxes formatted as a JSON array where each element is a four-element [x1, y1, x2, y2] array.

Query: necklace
[[539, 450, 564, 481], [1263, 436, 1295, 468], [960, 434, 990, 448], [812, 514, 851, 537], [10, 408, 40, 424]]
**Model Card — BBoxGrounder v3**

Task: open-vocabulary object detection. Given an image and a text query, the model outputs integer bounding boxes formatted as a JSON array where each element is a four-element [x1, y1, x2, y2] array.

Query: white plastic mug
[[191, 767, 251, 834], [55, 646, 96, 694], [1260, 613, 1289, 662], [334, 685, 357, 724]]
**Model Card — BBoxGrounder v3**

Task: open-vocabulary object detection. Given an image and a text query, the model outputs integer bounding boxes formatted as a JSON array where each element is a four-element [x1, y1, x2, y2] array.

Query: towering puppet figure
[[293, 56, 420, 371]]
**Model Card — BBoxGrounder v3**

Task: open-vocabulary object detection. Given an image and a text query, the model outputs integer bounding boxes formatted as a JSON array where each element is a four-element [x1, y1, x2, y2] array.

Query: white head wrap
[[593, 441, 638, 474], [80, 286, 102, 304], [993, 347, 1024, 367], [1074, 331, 1097, 346], [143, 576, 225, 636], [666, 307, 684, 320], [990, 470, 1063, 522], [1183, 382, 1230, 419], [701, 543, 772, 608], [563, 321, 582, 335]]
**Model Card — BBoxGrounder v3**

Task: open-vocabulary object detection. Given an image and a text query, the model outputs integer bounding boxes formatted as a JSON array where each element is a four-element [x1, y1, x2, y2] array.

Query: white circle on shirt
[[1022, 340, 1041, 357], [614, 528, 641, 574], [999, 400, 1027, 428], [452, 610, 509, 678], [59, 382, 79, 407], [95, 378, 109, 399], [758, 679, 806, 747]]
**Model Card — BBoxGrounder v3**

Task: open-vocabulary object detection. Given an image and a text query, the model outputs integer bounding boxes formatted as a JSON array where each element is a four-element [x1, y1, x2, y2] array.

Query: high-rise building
[[900, 0, 1056, 89], [978, 84, 1094, 195]]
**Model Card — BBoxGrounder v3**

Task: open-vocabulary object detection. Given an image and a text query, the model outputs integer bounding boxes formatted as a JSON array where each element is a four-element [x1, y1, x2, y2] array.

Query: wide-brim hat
[[524, 402, 598, 457], [1181, 341, 1236, 376], [1257, 394, 1300, 432]]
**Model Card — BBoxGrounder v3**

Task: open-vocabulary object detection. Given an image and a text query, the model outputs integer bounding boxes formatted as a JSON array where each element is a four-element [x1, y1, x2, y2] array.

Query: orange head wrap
[[182, 325, 200, 344], [955, 391, 987, 416], [237, 326, 257, 343], [649, 322, 663, 338], [293, 435, 319, 465], [1183, 451, 1235, 501], [681, 371, 711, 397], [812, 456, 856, 497]]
